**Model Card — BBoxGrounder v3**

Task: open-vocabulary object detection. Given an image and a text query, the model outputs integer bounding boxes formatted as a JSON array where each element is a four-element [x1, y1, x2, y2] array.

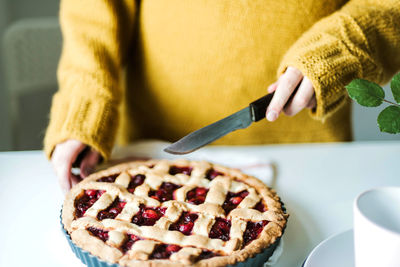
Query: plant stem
[[383, 99, 400, 107]]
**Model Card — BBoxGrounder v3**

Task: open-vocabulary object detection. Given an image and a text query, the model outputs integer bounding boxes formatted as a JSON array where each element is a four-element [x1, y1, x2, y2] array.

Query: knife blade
[[164, 93, 274, 154]]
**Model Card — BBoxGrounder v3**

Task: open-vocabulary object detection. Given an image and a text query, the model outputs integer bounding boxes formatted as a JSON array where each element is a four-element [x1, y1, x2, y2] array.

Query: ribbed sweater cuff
[[44, 92, 119, 161], [277, 16, 368, 121]]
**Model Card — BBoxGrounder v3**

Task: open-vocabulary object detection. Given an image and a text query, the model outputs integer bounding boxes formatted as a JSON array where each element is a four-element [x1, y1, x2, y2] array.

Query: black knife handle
[[249, 92, 274, 122]]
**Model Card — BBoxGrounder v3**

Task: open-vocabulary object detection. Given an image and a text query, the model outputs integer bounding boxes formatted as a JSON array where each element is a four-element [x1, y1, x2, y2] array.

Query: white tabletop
[[1, 141, 399, 267]]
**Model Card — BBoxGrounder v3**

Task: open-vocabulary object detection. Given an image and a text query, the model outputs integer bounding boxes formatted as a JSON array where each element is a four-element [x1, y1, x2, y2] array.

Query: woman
[[46, 0, 400, 193]]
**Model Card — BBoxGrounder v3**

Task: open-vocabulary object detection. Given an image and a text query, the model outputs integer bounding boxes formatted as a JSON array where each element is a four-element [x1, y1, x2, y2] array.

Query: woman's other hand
[[266, 66, 316, 121], [51, 139, 100, 194]]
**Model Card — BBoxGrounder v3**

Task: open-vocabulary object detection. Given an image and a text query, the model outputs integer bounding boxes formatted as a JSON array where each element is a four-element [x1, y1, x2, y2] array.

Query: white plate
[[303, 229, 354, 267]]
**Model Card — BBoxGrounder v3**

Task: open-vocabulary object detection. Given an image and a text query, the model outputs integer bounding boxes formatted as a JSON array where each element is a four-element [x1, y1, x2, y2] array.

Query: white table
[[1, 141, 399, 267]]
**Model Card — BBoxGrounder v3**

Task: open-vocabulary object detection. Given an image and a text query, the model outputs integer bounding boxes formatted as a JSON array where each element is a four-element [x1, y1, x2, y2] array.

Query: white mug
[[354, 187, 400, 267]]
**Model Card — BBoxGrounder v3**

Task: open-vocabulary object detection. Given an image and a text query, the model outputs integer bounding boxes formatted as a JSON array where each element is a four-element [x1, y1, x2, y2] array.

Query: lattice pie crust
[[62, 159, 287, 266]]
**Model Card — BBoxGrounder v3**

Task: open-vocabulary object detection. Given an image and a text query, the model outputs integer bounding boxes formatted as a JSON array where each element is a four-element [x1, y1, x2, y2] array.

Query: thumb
[[51, 139, 87, 194]]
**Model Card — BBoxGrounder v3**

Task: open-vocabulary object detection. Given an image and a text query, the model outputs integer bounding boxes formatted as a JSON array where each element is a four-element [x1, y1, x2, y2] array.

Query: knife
[[164, 93, 274, 155]]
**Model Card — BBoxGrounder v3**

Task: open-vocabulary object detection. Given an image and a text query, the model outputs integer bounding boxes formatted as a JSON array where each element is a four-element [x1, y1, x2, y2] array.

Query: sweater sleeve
[[278, 0, 400, 121], [44, 0, 136, 160]]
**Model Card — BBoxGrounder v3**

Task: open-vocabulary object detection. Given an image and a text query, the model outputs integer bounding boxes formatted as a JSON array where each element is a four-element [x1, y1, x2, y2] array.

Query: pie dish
[[62, 159, 288, 266]]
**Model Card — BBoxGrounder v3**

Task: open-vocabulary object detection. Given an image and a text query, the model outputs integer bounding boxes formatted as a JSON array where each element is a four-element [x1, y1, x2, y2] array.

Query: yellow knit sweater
[[45, 0, 400, 160]]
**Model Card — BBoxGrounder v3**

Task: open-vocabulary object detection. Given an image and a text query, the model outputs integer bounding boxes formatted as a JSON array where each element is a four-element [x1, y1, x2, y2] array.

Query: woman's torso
[[118, 0, 351, 145]]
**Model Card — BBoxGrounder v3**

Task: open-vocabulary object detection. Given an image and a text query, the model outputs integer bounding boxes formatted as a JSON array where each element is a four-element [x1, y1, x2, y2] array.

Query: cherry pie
[[62, 159, 287, 266]]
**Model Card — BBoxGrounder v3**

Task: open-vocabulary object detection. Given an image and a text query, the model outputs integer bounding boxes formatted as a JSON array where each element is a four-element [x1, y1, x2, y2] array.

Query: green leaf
[[346, 79, 384, 107], [377, 105, 400, 134], [390, 72, 400, 104]]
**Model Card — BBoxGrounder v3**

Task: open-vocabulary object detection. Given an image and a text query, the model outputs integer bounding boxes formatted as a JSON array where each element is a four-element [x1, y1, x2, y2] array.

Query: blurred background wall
[[0, 0, 59, 151], [0, 0, 399, 152]]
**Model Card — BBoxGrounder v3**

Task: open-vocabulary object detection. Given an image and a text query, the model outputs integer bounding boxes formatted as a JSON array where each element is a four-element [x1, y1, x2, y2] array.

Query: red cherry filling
[[205, 168, 223, 180], [96, 174, 119, 183], [242, 220, 269, 247], [120, 234, 142, 253], [209, 218, 231, 241], [186, 187, 208, 205], [97, 197, 126, 220], [197, 249, 221, 260], [131, 205, 166, 226], [127, 174, 146, 193], [222, 190, 249, 215], [254, 200, 267, 212], [149, 244, 182, 259], [86, 227, 222, 261], [74, 190, 105, 218], [148, 182, 181, 202], [169, 166, 193, 176], [169, 212, 198, 235], [87, 227, 109, 242]]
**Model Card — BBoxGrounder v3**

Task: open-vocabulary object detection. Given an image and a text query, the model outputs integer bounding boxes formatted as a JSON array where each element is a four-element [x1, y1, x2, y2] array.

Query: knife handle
[[249, 93, 274, 122]]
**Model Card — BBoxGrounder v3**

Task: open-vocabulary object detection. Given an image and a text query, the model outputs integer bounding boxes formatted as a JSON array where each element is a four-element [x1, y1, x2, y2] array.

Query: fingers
[[268, 81, 279, 93], [283, 76, 315, 116], [307, 95, 317, 109], [55, 158, 74, 194], [80, 149, 101, 178], [51, 139, 86, 194], [266, 67, 303, 121], [70, 174, 82, 187], [266, 67, 317, 120]]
